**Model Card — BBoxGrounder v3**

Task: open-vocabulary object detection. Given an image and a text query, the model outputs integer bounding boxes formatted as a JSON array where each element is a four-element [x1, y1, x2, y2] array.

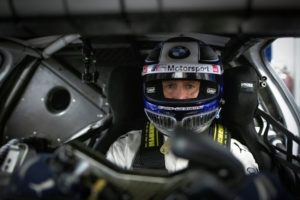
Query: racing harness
[[132, 121, 231, 170]]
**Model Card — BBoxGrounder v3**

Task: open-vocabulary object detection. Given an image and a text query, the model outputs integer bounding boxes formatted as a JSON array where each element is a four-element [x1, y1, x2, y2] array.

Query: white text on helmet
[[142, 63, 222, 75]]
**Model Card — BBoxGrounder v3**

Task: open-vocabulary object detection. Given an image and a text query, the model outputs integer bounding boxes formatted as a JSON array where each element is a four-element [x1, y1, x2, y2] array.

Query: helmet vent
[[182, 109, 218, 130], [145, 109, 176, 129]]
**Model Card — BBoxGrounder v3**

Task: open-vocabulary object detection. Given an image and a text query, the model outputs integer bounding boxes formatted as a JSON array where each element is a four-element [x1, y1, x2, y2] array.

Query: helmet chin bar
[[145, 108, 218, 136], [156, 122, 213, 137]]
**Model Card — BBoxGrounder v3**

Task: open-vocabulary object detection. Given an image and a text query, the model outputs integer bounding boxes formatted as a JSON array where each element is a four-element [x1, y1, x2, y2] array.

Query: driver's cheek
[[190, 89, 198, 98]]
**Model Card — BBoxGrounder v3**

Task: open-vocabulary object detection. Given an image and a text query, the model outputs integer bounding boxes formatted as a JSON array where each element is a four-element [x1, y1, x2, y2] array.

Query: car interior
[[0, 1, 300, 199]]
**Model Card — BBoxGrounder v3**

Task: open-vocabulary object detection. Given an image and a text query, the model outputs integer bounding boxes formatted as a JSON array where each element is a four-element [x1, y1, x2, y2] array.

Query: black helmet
[[142, 36, 224, 136]]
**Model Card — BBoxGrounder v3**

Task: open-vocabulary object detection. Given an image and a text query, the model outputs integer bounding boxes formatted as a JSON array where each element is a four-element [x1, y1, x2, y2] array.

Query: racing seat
[[222, 65, 300, 196], [221, 66, 272, 170], [95, 66, 146, 154]]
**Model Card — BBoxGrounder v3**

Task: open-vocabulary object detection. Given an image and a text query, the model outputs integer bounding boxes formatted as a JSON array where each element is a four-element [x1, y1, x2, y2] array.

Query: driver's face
[[162, 80, 200, 99]]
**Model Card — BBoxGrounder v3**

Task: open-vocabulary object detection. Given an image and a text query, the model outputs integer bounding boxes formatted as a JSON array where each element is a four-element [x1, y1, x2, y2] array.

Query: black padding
[[222, 66, 259, 126], [108, 67, 144, 123], [199, 46, 219, 62], [145, 43, 162, 64], [222, 66, 272, 170], [95, 66, 146, 154]]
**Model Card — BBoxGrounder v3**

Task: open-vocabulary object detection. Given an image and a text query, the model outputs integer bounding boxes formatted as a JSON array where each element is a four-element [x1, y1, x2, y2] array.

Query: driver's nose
[[174, 87, 188, 99]]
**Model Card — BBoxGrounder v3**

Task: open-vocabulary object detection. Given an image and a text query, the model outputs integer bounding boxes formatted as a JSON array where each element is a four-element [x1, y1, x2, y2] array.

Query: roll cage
[[0, 1, 300, 199]]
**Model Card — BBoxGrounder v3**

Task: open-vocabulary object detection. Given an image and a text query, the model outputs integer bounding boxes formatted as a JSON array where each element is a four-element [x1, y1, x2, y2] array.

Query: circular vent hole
[[46, 87, 71, 114]]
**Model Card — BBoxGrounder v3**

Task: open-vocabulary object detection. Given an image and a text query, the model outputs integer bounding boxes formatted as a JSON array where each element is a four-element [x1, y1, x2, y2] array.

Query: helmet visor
[[143, 63, 222, 104], [144, 78, 220, 104]]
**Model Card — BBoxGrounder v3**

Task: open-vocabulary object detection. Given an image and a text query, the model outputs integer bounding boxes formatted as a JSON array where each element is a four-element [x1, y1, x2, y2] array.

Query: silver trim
[[145, 109, 176, 129], [182, 109, 218, 129], [144, 108, 218, 134], [64, 114, 112, 143]]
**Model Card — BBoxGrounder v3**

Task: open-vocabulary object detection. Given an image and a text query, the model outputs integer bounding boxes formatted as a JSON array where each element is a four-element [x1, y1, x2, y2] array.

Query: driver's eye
[[164, 82, 177, 90], [185, 83, 195, 90]]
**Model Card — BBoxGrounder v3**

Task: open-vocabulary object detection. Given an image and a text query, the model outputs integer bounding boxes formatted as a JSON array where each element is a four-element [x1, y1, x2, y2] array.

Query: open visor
[[144, 75, 221, 104]]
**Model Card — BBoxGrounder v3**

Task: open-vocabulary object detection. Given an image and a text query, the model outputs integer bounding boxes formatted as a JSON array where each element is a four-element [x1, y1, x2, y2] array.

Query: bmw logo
[[168, 46, 190, 59]]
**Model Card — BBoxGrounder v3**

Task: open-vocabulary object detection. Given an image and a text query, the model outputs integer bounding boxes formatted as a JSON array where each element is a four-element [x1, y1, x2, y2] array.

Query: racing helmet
[[142, 37, 224, 136]]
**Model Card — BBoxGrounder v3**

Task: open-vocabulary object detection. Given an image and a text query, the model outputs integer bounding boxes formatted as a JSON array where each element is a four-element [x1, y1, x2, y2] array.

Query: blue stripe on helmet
[[144, 99, 219, 115]]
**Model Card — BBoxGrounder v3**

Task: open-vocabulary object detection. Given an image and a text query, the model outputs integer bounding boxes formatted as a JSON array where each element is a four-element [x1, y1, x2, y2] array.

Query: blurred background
[[266, 38, 300, 108]]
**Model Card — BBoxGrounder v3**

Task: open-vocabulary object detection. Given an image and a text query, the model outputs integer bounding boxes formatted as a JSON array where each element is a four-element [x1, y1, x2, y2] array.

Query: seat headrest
[[222, 66, 259, 126]]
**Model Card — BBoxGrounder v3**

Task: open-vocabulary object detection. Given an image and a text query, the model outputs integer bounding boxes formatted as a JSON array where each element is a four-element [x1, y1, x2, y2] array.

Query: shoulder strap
[[208, 122, 231, 148], [133, 121, 231, 170], [132, 121, 165, 169]]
